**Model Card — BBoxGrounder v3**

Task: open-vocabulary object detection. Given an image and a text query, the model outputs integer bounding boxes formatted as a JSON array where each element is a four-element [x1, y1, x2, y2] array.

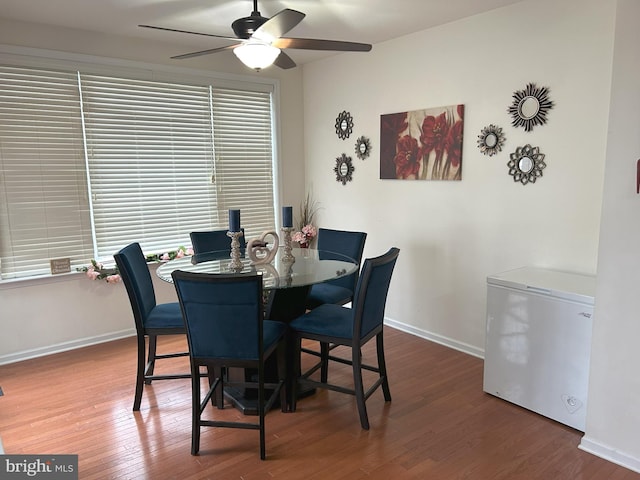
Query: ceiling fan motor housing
[[232, 14, 268, 39]]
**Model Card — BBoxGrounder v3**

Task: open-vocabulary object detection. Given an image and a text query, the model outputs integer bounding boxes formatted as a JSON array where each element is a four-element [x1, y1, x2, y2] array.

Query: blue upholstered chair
[[305, 228, 367, 309], [190, 228, 246, 254], [303, 228, 367, 383], [114, 242, 191, 411], [171, 270, 287, 459], [290, 247, 400, 430]]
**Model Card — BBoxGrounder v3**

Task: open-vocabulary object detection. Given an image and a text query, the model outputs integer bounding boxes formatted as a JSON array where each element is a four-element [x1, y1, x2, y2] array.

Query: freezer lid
[[487, 266, 596, 305]]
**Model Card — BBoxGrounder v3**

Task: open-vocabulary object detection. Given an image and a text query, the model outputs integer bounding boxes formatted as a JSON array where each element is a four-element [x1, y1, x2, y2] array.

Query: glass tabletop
[[155, 247, 358, 290]]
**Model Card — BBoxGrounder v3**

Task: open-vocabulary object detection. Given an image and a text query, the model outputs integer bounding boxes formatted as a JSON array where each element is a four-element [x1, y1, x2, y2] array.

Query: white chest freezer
[[482, 266, 596, 431]]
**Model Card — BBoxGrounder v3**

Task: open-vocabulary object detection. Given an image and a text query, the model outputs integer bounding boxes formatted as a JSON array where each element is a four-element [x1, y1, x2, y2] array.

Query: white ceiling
[[0, 0, 524, 66]]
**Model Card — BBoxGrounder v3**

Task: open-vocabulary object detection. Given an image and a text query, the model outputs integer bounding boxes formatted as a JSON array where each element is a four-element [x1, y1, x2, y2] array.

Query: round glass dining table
[[156, 246, 359, 415], [156, 246, 357, 293]]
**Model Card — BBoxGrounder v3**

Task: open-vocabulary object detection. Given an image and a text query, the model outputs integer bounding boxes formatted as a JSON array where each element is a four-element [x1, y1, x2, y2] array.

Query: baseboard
[[0, 329, 135, 365], [579, 436, 640, 474], [384, 317, 484, 359]]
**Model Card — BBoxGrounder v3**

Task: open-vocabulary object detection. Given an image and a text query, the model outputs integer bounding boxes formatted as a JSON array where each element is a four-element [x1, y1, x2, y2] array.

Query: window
[[0, 66, 93, 279], [0, 63, 277, 280]]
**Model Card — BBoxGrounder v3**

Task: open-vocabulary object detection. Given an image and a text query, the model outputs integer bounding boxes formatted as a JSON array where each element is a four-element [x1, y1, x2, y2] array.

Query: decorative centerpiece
[[292, 224, 317, 248], [281, 205, 295, 262], [247, 231, 280, 265], [227, 209, 244, 271], [293, 191, 319, 248]]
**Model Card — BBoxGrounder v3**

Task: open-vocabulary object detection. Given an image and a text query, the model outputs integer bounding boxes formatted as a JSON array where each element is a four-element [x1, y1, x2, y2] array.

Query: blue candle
[[229, 209, 241, 232], [282, 206, 293, 228]]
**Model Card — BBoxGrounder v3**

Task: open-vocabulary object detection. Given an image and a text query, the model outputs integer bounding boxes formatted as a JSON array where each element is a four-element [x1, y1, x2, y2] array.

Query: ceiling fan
[[139, 0, 372, 71]]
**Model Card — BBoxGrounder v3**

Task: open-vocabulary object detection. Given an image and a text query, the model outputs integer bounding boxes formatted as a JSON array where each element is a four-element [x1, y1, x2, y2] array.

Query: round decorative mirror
[[335, 111, 354, 140], [518, 156, 534, 173], [477, 124, 505, 156], [508, 83, 553, 132], [507, 144, 546, 185], [354, 136, 371, 160], [334, 153, 354, 185], [519, 97, 540, 119]]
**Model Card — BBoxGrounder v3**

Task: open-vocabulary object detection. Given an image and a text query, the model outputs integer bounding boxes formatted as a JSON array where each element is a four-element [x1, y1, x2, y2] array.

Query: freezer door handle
[[526, 285, 552, 294]]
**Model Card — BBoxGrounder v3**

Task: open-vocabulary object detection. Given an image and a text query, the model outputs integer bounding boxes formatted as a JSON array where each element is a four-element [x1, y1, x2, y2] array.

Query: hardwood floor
[[0, 327, 637, 479]]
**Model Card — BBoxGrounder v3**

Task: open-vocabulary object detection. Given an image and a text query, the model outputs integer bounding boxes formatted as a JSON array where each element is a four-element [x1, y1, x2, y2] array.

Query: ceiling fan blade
[[252, 9, 305, 43], [139, 24, 238, 42], [274, 51, 297, 70], [171, 44, 236, 60], [273, 37, 372, 52]]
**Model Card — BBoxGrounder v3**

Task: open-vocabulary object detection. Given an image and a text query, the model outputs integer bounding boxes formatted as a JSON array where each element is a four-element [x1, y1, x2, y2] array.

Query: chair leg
[[352, 344, 369, 430], [258, 367, 266, 460], [320, 342, 329, 383], [277, 342, 287, 413], [207, 366, 224, 409], [144, 335, 158, 384], [290, 337, 302, 413], [133, 334, 146, 411], [191, 365, 201, 455], [376, 333, 391, 402]]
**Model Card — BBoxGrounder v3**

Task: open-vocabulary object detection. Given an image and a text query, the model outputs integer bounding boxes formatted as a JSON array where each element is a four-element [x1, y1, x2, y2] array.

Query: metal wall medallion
[[508, 83, 553, 132], [508, 144, 546, 185], [334, 153, 354, 185], [477, 124, 505, 156], [335, 111, 354, 140], [354, 136, 371, 159]]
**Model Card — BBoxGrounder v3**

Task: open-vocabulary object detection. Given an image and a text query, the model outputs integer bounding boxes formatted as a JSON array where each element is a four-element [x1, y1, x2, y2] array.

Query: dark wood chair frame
[[291, 247, 399, 430]]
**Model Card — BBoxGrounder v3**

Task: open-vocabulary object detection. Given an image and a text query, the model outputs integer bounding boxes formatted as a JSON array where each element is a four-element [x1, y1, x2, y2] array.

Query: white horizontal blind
[[80, 74, 218, 258], [0, 66, 93, 279], [211, 88, 275, 240]]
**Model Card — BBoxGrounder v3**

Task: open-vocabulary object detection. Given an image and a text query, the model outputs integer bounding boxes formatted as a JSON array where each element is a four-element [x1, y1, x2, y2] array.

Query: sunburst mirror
[[335, 111, 354, 140], [477, 124, 505, 156], [507, 144, 546, 185], [354, 136, 371, 160], [508, 83, 553, 132], [334, 153, 354, 185]]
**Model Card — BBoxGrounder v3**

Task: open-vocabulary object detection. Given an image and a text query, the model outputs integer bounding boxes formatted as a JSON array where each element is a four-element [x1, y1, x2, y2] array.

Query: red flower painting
[[393, 135, 421, 179], [380, 104, 464, 180]]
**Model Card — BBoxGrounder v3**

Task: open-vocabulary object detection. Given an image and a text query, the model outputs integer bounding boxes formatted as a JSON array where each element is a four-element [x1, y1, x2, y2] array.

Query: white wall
[[0, 266, 176, 363], [303, 0, 614, 353], [580, 0, 640, 471]]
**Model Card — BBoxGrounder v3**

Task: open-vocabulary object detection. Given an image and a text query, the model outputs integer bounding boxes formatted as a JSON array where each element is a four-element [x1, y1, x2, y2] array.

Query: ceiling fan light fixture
[[233, 42, 281, 70]]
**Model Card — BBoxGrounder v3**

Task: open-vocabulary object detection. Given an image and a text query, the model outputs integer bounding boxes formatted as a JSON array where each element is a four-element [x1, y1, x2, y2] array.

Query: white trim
[[385, 317, 484, 359], [0, 329, 135, 366], [579, 436, 640, 474]]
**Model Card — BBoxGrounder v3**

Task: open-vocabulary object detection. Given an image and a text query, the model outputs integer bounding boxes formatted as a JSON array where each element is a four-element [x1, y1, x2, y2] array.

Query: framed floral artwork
[[380, 104, 464, 180]]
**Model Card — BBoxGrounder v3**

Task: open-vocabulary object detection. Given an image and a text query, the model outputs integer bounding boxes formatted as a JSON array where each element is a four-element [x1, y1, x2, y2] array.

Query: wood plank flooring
[[0, 327, 638, 479]]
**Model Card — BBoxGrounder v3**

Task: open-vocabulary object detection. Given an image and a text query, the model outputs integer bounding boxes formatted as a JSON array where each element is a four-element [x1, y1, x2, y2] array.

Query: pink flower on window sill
[[86, 269, 100, 280], [106, 274, 121, 283]]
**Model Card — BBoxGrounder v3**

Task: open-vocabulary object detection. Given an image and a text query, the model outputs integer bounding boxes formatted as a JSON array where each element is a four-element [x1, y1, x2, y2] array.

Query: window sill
[[0, 271, 82, 290]]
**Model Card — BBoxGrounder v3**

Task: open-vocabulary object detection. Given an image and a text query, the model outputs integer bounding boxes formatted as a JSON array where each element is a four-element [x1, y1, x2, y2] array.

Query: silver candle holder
[[281, 226, 295, 263], [227, 230, 244, 271]]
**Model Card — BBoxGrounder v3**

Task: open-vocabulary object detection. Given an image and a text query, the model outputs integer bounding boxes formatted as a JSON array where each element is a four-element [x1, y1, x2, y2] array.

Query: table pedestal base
[[224, 285, 313, 414]]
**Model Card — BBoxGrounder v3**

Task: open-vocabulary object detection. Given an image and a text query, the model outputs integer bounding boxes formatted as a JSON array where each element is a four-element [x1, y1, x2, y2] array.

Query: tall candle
[[282, 206, 293, 228], [229, 209, 241, 232]]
